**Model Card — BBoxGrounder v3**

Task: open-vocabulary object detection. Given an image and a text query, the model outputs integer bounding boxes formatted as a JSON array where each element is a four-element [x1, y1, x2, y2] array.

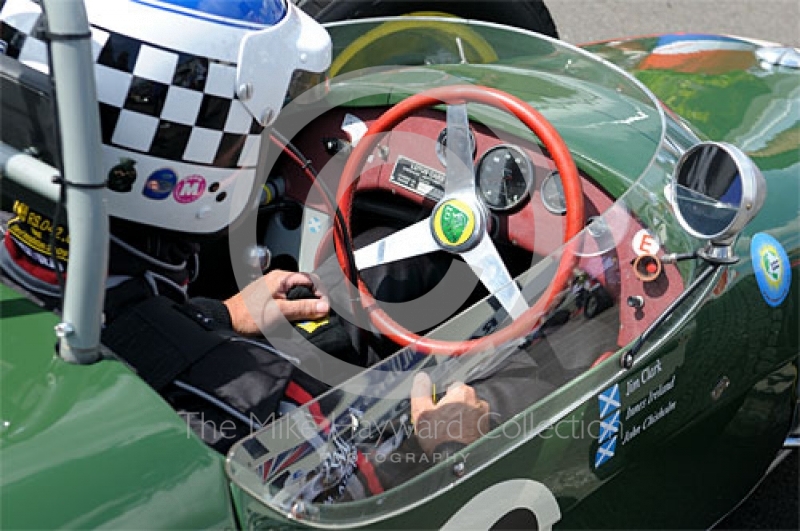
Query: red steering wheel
[[335, 85, 584, 355]]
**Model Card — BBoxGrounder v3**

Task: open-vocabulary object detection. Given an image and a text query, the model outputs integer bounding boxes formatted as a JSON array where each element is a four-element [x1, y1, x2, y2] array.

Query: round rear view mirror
[[672, 142, 766, 262]]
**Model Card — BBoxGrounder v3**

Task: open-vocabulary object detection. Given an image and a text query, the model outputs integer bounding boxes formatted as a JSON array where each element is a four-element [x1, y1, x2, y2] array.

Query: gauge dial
[[541, 170, 567, 215], [476, 145, 533, 211]]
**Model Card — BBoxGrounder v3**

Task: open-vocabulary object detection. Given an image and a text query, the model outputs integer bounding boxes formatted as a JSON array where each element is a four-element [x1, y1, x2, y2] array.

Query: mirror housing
[[671, 142, 766, 263]]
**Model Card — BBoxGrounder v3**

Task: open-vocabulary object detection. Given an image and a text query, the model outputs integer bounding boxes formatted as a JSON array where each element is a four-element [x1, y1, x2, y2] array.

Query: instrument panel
[[270, 106, 682, 350], [277, 107, 611, 258]]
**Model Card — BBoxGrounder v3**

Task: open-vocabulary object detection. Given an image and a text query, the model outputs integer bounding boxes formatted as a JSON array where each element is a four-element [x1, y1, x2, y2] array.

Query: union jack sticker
[[256, 441, 313, 483]]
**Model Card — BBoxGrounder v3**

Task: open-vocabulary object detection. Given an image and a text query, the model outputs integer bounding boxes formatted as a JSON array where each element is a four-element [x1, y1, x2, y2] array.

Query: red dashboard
[[274, 106, 685, 353]]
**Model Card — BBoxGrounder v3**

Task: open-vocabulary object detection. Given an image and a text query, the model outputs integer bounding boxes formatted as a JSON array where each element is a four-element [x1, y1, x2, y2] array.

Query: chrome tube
[[41, 0, 108, 364], [0, 143, 60, 202]]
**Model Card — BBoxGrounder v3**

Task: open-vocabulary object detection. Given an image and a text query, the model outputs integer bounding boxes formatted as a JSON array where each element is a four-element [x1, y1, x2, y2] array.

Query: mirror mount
[[697, 241, 740, 265]]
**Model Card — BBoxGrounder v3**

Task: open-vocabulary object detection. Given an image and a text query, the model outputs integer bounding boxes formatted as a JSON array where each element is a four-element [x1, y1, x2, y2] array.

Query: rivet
[[453, 461, 466, 477], [621, 351, 634, 369], [237, 83, 253, 101], [54, 322, 75, 338], [627, 296, 645, 309]]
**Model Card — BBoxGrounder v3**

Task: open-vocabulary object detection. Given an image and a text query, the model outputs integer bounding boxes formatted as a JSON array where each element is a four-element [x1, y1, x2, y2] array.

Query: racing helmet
[[0, 0, 331, 234]]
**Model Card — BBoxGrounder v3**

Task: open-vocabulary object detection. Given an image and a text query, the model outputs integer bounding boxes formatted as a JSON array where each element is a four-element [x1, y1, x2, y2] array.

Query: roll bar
[[0, 0, 107, 364]]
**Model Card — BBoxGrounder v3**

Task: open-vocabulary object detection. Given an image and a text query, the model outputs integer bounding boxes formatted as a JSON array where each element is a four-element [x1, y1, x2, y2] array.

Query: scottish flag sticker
[[595, 437, 617, 468], [598, 384, 620, 418], [598, 410, 620, 444], [595, 383, 622, 469]]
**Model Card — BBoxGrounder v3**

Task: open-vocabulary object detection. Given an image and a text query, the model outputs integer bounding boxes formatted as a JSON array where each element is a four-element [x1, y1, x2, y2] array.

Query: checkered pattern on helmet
[[0, 0, 264, 170], [0, 0, 47, 67]]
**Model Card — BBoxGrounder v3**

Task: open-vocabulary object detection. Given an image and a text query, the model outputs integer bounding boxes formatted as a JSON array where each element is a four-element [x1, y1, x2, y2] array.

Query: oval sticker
[[142, 168, 177, 200], [750, 232, 791, 307]]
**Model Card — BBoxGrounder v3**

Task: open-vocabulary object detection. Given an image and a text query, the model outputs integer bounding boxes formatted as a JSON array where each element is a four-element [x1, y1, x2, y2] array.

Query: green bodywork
[[0, 285, 237, 529], [1, 20, 798, 530]]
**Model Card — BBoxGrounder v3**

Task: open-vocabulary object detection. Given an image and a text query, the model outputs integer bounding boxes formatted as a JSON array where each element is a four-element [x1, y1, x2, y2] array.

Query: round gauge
[[476, 145, 533, 211], [541, 170, 567, 215], [436, 127, 477, 167]]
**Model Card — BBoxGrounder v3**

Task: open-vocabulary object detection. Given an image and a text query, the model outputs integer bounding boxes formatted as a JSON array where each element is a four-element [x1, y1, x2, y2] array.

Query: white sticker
[[632, 229, 660, 256], [341, 113, 368, 146]]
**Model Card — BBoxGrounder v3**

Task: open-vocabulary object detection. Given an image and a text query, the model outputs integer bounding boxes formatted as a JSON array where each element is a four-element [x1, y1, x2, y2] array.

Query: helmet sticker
[[108, 158, 138, 193], [173, 175, 206, 203], [142, 168, 178, 200], [750, 232, 791, 307]]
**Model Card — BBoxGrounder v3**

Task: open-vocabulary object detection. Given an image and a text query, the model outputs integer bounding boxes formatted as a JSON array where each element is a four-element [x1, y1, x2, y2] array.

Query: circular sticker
[[142, 168, 177, 200], [173, 175, 207, 204], [432, 198, 476, 248], [750, 232, 791, 307]]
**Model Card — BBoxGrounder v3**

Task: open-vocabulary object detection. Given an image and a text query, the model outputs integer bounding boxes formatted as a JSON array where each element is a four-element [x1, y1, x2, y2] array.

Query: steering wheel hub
[[430, 197, 485, 252]]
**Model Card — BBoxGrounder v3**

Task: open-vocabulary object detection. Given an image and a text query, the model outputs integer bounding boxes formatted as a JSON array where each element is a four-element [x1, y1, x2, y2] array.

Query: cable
[[268, 132, 358, 288], [269, 131, 367, 361], [109, 233, 188, 272]]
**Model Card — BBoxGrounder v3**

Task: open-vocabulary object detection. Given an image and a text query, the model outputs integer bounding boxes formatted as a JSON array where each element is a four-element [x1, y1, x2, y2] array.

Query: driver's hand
[[410, 372, 491, 457], [224, 270, 330, 336]]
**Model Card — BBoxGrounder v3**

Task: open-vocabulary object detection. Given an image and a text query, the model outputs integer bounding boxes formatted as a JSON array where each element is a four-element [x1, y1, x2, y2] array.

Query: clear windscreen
[[320, 16, 668, 192], [228, 179, 703, 527], [227, 17, 704, 527]]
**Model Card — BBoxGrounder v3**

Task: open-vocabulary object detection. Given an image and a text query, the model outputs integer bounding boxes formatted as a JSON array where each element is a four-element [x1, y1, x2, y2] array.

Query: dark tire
[[298, 0, 559, 39], [583, 287, 612, 319], [583, 293, 600, 319]]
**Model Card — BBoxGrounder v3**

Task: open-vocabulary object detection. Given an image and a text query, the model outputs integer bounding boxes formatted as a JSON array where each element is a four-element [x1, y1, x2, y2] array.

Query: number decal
[[440, 479, 561, 531]]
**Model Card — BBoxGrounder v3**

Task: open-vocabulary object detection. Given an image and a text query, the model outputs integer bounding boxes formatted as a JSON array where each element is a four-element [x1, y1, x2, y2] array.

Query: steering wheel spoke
[[463, 238, 528, 320], [354, 217, 439, 270], [444, 103, 476, 196]]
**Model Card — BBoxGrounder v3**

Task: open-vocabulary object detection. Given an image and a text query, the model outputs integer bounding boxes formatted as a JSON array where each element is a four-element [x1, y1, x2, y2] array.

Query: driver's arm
[[331, 373, 491, 502], [222, 269, 330, 335], [410, 372, 491, 457]]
